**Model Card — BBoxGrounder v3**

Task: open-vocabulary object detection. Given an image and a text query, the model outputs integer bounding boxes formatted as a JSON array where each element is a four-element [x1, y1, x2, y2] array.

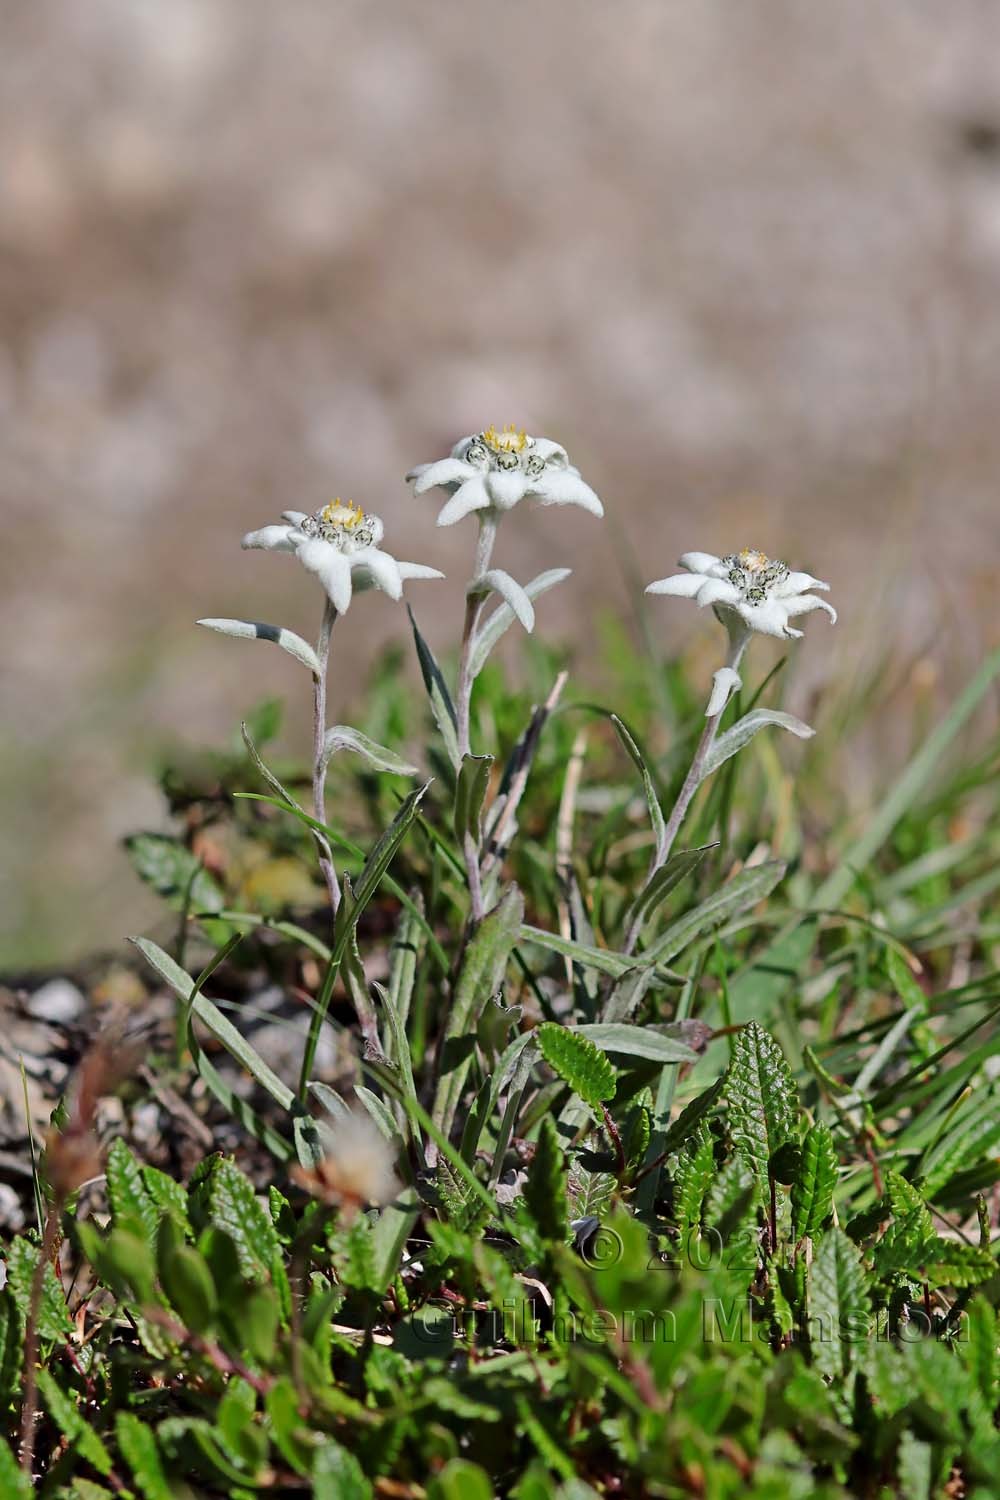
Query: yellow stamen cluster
[[739, 548, 770, 572], [320, 498, 366, 530], [481, 424, 528, 454]]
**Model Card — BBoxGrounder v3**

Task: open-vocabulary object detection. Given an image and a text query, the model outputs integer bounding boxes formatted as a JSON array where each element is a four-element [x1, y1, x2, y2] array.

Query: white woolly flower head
[[407, 424, 604, 526], [290, 1110, 400, 1219], [646, 547, 837, 641], [242, 499, 443, 615]]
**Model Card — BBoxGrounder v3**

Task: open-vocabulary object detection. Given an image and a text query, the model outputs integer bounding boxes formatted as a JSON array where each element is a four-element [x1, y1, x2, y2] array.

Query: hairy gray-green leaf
[[433, 886, 524, 1137], [702, 708, 815, 779], [644, 861, 787, 965], [612, 714, 666, 861], [520, 924, 683, 984], [621, 844, 714, 941], [574, 1023, 697, 1065], [468, 567, 571, 678], [454, 753, 493, 846], [197, 616, 322, 675], [408, 605, 460, 769], [322, 725, 418, 777]]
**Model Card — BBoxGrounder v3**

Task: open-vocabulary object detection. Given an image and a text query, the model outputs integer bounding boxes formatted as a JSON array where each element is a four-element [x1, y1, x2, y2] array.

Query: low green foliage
[[5, 621, 1000, 1497]]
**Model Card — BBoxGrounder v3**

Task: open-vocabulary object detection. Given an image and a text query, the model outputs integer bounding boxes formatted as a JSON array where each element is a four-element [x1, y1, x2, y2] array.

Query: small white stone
[[27, 978, 85, 1024], [0, 1183, 25, 1234]]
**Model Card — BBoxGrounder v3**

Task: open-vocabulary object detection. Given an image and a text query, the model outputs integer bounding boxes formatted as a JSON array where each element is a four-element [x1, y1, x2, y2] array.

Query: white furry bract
[[646, 548, 837, 641], [407, 426, 604, 527], [242, 501, 443, 615]]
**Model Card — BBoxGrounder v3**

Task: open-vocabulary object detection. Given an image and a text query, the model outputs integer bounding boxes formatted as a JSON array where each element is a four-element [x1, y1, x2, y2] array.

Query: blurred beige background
[[3, 0, 1000, 968]]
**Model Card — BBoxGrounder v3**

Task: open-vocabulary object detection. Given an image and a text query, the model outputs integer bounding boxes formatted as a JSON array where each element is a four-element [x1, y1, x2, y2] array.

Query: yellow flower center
[[739, 548, 770, 573], [320, 498, 366, 531], [481, 424, 528, 454]]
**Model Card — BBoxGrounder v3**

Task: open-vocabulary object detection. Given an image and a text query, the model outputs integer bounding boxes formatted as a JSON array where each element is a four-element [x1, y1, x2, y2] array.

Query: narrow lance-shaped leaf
[[432, 885, 524, 1137], [727, 1021, 798, 1182], [322, 725, 418, 777], [520, 923, 684, 983], [468, 568, 571, 678], [479, 568, 535, 632], [573, 1024, 697, 1065], [408, 604, 460, 770], [702, 709, 815, 779], [644, 861, 787, 965], [538, 1023, 617, 1111], [612, 714, 666, 861], [299, 781, 432, 1094], [523, 1115, 567, 1241], [454, 753, 493, 847], [622, 844, 713, 940], [197, 616, 322, 676], [792, 1122, 838, 1239]]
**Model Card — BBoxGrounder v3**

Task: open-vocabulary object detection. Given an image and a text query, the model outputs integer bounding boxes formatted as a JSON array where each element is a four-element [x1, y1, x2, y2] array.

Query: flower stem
[[456, 515, 498, 760], [623, 630, 749, 955], [455, 514, 498, 919], [312, 598, 341, 919]]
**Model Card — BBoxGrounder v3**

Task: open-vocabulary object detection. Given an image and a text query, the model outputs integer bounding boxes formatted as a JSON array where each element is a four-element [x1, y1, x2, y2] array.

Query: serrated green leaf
[[429, 1458, 494, 1500], [106, 1138, 159, 1243], [37, 1366, 113, 1474], [141, 1165, 190, 1229], [157, 1216, 217, 1331], [727, 1021, 798, 1182], [124, 832, 224, 915], [538, 1024, 617, 1110], [313, 1439, 374, 1500], [524, 1116, 567, 1241], [920, 1238, 996, 1289], [671, 1128, 717, 1230], [6, 1236, 72, 1341], [340, 1215, 379, 1293], [116, 1412, 174, 1500], [808, 1228, 869, 1379], [209, 1159, 282, 1281], [792, 1123, 838, 1240], [0, 1437, 32, 1500]]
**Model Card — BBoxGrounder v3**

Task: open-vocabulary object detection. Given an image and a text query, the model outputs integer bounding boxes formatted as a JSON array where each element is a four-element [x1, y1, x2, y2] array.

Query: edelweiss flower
[[242, 500, 443, 614], [646, 548, 837, 640], [407, 424, 604, 526]]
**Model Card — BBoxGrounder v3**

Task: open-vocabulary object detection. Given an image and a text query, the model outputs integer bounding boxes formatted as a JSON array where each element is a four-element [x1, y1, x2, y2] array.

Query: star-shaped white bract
[[407, 425, 604, 527], [242, 500, 443, 615], [647, 548, 836, 640]]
